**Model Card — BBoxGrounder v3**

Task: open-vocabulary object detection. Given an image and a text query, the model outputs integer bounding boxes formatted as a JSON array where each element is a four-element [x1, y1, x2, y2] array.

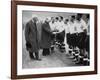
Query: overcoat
[[25, 20, 40, 52], [41, 22, 52, 48]]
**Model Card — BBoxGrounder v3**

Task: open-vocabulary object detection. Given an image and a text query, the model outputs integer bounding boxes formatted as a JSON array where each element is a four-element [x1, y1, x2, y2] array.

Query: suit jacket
[[25, 20, 40, 52], [41, 22, 52, 48]]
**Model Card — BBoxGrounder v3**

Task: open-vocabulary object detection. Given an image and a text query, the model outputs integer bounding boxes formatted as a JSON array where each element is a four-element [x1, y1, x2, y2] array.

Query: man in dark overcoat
[[25, 16, 41, 60], [41, 18, 52, 56]]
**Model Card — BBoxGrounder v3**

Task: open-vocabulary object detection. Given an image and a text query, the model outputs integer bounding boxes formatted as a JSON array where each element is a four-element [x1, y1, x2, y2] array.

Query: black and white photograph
[[11, 1, 97, 79], [22, 11, 90, 69]]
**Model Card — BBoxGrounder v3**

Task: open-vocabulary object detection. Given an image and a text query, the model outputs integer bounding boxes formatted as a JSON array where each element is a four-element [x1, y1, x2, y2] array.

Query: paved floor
[[22, 46, 81, 69], [22, 30, 80, 69]]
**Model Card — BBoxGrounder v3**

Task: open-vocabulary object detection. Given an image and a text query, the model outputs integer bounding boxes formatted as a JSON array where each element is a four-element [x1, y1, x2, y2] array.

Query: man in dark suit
[[25, 16, 41, 61], [41, 18, 52, 56]]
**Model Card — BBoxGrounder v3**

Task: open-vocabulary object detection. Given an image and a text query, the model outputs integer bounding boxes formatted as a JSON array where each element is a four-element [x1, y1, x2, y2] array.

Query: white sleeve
[[49, 22, 52, 29], [82, 19, 87, 30]]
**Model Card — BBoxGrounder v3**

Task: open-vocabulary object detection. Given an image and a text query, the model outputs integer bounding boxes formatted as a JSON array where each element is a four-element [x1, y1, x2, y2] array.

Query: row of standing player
[[50, 14, 90, 65]]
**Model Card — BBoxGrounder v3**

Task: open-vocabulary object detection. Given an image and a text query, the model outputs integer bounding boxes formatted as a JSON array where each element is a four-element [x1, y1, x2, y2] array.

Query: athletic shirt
[[86, 19, 90, 35], [56, 21, 65, 32], [64, 22, 70, 34], [54, 21, 59, 31], [49, 21, 56, 31], [76, 19, 87, 33], [69, 20, 77, 34]]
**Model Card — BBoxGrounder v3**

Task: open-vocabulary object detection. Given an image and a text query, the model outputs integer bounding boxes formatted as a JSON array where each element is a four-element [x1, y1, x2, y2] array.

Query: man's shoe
[[29, 52, 35, 60], [36, 58, 42, 61]]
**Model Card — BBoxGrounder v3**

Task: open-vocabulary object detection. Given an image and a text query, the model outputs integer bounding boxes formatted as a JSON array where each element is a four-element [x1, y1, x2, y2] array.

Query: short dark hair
[[71, 15, 75, 19], [55, 17, 59, 20], [86, 14, 90, 19], [77, 13, 82, 18], [65, 19, 69, 22], [59, 16, 63, 20]]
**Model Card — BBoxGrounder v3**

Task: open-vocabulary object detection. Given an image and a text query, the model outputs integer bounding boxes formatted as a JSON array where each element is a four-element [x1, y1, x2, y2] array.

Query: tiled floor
[[22, 30, 81, 69], [22, 47, 81, 69]]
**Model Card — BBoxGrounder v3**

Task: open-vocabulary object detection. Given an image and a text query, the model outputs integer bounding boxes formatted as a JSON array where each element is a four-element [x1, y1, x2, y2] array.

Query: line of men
[[25, 13, 90, 65], [49, 14, 90, 65], [64, 14, 90, 65]]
